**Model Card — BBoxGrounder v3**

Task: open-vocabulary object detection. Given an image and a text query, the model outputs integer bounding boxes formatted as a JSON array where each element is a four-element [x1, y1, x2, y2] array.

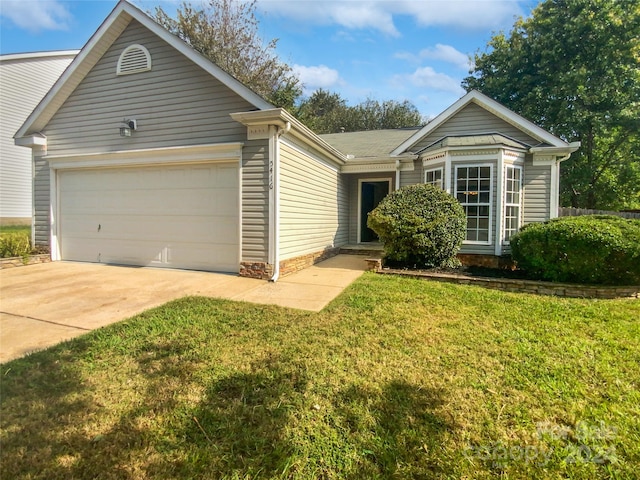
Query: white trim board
[[357, 177, 392, 244]]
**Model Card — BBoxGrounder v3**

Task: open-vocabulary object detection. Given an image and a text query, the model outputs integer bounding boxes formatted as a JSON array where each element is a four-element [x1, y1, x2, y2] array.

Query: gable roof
[[320, 127, 421, 159], [15, 0, 273, 139], [391, 90, 570, 156]]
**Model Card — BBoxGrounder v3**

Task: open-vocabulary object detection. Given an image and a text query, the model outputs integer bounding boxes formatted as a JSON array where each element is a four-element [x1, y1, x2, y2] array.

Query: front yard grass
[[1, 274, 638, 479]]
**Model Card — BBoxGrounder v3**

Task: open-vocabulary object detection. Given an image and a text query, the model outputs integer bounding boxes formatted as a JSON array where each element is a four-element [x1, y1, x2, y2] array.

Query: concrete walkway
[[0, 255, 366, 363]]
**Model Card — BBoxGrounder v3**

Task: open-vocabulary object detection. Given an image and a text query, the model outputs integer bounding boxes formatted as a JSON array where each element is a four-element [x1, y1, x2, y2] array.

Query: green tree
[[296, 89, 424, 134], [463, 0, 640, 210], [153, 0, 301, 109]]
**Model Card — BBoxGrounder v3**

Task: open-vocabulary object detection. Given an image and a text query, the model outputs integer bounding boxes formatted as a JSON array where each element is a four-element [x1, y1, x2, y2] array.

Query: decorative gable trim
[[391, 90, 571, 156], [117, 43, 151, 75]]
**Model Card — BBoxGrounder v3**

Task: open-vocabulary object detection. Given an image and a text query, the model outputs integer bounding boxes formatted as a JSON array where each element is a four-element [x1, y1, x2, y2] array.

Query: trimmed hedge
[[510, 215, 640, 285], [368, 184, 466, 268]]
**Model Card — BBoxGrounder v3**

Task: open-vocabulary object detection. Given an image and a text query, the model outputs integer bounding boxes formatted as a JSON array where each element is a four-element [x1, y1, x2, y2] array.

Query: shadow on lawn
[[1, 336, 453, 479], [336, 381, 451, 478]]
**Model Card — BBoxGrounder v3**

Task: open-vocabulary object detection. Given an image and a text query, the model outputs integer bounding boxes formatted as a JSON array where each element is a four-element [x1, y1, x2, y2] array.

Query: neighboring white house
[[0, 50, 78, 225]]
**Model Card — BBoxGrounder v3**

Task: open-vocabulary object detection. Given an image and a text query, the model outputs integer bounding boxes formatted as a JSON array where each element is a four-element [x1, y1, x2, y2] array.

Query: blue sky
[[0, 0, 540, 118]]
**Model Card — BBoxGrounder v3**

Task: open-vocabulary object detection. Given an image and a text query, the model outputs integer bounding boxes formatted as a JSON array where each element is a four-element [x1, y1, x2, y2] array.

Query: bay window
[[503, 166, 523, 242], [455, 165, 492, 243]]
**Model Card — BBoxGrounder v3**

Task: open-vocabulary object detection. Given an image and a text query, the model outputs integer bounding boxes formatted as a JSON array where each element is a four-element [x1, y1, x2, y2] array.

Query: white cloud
[[396, 44, 473, 70], [0, 0, 72, 33], [260, 0, 524, 36], [261, 1, 400, 36], [395, 66, 465, 95], [420, 44, 472, 70], [395, 0, 522, 30], [293, 64, 342, 94]]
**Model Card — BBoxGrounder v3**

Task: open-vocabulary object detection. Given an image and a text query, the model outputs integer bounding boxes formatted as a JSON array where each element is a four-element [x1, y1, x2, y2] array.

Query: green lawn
[[1, 274, 638, 479], [0, 225, 30, 234]]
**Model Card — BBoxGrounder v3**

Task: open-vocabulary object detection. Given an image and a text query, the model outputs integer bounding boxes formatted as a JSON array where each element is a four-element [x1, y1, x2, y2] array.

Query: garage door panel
[[59, 163, 239, 272]]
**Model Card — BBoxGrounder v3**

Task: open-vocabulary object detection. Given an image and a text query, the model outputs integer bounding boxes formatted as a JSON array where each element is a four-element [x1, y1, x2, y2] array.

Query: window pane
[[457, 165, 492, 243]]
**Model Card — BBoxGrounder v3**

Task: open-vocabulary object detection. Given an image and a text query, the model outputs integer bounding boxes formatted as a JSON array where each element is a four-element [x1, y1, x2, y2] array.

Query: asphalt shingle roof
[[320, 127, 421, 158]]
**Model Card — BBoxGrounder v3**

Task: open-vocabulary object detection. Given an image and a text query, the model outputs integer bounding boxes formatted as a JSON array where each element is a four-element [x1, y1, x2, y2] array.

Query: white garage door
[[58, 162, 239, 272]]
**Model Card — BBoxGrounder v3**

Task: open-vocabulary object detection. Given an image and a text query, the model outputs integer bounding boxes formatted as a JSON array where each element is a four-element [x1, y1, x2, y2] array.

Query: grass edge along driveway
[[1, 273, 638, 479]]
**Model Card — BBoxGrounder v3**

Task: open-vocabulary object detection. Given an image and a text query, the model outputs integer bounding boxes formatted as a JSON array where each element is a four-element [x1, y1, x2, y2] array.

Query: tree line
[[154, 0, 639, 210]]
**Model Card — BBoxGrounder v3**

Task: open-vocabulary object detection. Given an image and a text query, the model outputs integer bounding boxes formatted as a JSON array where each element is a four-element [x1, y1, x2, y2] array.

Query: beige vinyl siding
[[523, 158, 551, 224], [0, 53, 75, 219], [33, 155, 50, 246], [412, 103, 539, 151], [399, 159, 422, 187], [242, 140, 269, 262], [43, 19, 254, 156], [279, 141, 347, 260]]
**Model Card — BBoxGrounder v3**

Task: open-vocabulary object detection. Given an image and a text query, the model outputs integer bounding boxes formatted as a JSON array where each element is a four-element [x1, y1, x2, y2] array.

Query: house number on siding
[[269, 160, 274, 190]]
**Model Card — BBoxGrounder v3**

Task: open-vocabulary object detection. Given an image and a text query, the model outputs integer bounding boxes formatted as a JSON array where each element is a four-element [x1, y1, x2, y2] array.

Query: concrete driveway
[[0, 255, 366, 362]]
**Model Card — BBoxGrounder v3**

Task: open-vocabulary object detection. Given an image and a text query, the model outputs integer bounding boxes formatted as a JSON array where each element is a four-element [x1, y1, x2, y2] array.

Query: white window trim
[[357, 177, 392, 244], [502, 165, 523, 245], [455, 163, 493, 246], [424, 167, 444, 189], [117, 44, 152, 75]]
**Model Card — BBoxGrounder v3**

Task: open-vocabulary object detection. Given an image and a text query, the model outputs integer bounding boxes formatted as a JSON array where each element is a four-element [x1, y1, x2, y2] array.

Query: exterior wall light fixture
[[120, 119, 137, 137]]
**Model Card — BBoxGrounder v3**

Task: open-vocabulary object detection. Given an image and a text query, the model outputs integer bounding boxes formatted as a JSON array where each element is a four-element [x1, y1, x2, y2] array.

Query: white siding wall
[[412, 103, 539, 150], [279, 140, 347, 260], [523, 158, 552, 224], [0, 53, 75, 221]]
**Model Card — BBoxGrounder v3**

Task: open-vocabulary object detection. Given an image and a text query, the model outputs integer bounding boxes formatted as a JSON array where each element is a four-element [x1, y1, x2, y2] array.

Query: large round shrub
[[510, 215, 640, 285], [367, 184, 466, 268]]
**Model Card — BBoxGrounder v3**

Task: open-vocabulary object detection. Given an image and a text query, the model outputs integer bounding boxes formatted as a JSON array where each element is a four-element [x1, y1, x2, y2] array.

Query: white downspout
[[268, 121, 291, 283], [550, 153, 570, 219], [395, 159, 401, 190], [495, 150, 505, 256]]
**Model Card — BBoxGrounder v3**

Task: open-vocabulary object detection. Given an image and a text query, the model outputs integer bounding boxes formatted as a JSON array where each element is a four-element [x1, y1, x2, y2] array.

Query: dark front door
[[360, 180, 390, 242]]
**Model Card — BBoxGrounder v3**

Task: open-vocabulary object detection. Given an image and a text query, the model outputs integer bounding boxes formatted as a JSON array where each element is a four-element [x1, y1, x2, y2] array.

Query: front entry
[[359, 179, 391, 242]]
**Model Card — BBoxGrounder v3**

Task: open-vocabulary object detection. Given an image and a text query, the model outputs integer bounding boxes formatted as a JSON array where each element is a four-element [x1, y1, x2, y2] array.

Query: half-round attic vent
[[117, 44, 151, 75]]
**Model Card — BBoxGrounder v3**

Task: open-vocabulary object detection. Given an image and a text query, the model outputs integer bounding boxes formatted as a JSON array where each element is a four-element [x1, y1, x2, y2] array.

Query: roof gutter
[[529, 141, 581, 158], [231, 109, 347, 166]]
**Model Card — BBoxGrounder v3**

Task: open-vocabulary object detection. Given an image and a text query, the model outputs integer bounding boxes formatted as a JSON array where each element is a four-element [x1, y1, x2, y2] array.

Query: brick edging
[[0, 254, 51, 269], [377, 268, 639, 299]]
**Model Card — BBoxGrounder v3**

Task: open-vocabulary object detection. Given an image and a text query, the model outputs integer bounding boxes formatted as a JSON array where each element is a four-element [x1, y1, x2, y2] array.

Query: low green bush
[[368, 184, 466, 268], [0, 231, 32, 258], [510, 215, 640, 285]]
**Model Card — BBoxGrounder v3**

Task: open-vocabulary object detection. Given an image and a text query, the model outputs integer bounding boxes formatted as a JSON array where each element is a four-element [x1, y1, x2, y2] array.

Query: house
[[0, 50, 78, 225], [14, 0, 579, 279]]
